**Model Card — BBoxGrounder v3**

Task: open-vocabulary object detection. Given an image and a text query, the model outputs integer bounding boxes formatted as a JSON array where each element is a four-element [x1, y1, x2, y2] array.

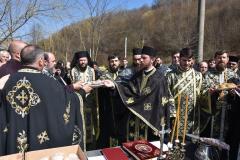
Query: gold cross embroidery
[[144, 103, 152, 110], [126, 97, 134, 104], [6, 77, 41, 118], [161, 97, 169, 106], [16, 90, 28, 105], [17, 130, 28, 152], [37, 131, 50, 144]]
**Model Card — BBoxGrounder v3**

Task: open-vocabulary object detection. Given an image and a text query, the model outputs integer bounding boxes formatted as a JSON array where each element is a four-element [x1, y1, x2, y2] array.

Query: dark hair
[[56, 60, 64, 67], [20, 45, 44, 65], [171, 50, 180, 57], [180, 48, 194, 58], [108, 54, 120, 61], [208, 58, 214, 62], [70, 51, 92, 69], [92, 61, 98, 65], [44, 53, 49, 62], [132, 48, 142, 55], [214, 50, 228, 58]]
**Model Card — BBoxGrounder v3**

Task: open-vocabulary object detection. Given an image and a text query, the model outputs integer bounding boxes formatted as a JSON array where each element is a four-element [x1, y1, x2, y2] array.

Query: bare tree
[[29, 23, 44, 44], [0, 0, 69, 43], [73, 0, 112, 61]]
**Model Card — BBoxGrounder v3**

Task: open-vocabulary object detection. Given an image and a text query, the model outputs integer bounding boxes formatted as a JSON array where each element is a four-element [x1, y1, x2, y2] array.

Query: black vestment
[[115, 68, 170, 134], [0, 67, 85, 156]]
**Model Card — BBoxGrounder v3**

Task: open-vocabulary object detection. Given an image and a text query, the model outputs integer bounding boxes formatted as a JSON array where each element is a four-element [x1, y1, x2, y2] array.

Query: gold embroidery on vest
[[6, 77, 41, 118], [37, 131, 50, 144], [126, 97, 134, 104], [17, 130, 28, 153], [144, 103, 152, 111], [142, 87, 151, 95], [161, 97, 169, 106], [63, 101, 71, 124], [72, 125, 82, 145], [3, 127, 8, 133]]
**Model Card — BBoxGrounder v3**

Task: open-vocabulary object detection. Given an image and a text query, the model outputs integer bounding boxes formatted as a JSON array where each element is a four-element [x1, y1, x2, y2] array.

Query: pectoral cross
[[16, 90, 28, 105]]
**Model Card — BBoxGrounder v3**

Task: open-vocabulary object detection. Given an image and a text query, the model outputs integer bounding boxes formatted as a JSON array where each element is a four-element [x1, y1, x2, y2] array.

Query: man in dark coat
[[0, 40, 27, 78], [0, 45, 85, 156], [103, 46, 171, 142]]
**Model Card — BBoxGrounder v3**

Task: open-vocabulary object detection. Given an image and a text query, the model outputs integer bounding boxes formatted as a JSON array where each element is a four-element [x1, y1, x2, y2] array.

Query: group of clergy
[[0, 40, 239, 160]]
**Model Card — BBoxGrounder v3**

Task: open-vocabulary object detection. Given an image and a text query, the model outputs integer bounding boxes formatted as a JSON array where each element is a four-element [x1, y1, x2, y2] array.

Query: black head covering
[[229, 56, 239, 63], [70, 51, 92, 69], [132, 48, 142, 56], [141, 46, 156, 57], [76, 51, 89, 59]]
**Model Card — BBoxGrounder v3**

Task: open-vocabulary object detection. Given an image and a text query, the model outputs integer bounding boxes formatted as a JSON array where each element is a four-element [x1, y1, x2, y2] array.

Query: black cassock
[[115, 68, 171, 133], [97, 69, 170, 148], [0, 67, 85, 156]]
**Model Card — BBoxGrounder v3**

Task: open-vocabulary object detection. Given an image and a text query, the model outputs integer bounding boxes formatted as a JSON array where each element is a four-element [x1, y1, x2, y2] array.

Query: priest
[[103, 46, 171, 139], [0, 45, 85, 156]]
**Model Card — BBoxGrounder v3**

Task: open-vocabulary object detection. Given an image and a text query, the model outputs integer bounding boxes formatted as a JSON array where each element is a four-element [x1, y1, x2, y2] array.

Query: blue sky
[[17, 0, 154, 41]]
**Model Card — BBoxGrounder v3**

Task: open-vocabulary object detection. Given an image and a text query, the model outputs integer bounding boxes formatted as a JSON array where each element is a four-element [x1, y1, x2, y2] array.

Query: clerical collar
[[19, 66, 41, 73]]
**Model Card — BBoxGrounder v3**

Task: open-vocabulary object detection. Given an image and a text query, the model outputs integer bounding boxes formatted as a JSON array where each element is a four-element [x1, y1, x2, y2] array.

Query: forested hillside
[[39, 0, 240, 64]]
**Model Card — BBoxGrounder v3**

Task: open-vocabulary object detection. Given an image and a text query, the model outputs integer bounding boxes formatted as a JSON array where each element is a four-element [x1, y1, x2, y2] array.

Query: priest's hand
[[72, 80, 85, 90], [102, 80, 115, 88], [82, 84, 93, 94]]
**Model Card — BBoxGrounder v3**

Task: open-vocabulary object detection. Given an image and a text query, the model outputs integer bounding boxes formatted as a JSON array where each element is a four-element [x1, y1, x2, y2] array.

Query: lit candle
[[182, 96, 188, 144], [170, 95, 181, 144], [170, 114, 177, 144], [176, 94, 181, 140]]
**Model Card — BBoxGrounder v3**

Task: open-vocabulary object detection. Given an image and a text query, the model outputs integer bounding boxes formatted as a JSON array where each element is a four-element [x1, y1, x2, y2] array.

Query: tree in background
[[38, 0, 240, 64], [0, 0, 70, 43], [29, 23, 44, 44]]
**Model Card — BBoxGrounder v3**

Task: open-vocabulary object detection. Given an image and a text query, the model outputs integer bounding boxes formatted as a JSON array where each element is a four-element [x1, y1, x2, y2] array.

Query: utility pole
[[124, 37, 127, 58], [197, 0, 205, 62], [90, 48, 92, 58]]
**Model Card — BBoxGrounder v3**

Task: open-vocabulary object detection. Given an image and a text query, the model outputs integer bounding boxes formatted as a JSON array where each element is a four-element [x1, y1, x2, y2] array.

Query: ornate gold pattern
[[3, 126, 8, 133], [142, 87, 151, 95], [72, 125, 82, 145], [6, 77, 41, 118], [37, 131, 50, 144], [126, 97, 134, 104], [17, 130, 28, 153], [161, 97, 169, 106], [143, 103, 152, 111], [18, 68, 41, 73], [63, 101, 71, 124]]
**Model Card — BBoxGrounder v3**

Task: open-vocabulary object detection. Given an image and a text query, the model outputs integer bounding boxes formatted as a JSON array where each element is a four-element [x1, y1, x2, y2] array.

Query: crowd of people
[[0, 40, 239, 160]]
